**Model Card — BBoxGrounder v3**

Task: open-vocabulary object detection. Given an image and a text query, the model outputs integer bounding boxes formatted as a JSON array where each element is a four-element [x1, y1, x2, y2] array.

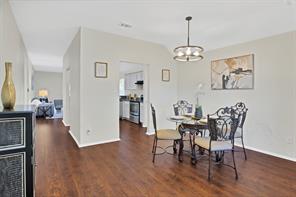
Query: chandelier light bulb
[[177, 51, 184, 57], [193, 51, 200, 56], [186, 48, 191, 55]]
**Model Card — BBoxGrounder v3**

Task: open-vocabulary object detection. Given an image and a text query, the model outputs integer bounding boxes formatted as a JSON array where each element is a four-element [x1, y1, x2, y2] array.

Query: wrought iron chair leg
[[241, 136, 247, 160], [232, 149, 238, 179], [178, 139, 184, 162], [173, 140, 177, 154], [152, 139, 157, 163], [208, 151, 212, 181], [189, 134, 193, 149], [191, 144, 197, 165], [215, 151, 220, 162], [152, 137, 156, 153]]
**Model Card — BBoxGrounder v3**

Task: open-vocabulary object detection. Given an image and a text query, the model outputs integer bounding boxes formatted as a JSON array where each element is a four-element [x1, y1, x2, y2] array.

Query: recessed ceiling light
[[119, 22, 132, 28]]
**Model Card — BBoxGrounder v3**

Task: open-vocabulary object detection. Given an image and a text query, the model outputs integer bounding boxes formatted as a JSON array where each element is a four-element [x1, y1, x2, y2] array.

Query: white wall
[[63, 29, 81, 142], [64, 27, 178, 146], [34, 71, 63, 100], [0, 0, 33, 105], [177, 31, 296, 161], [64, 27, 296, 161], [24, 54, 34, 103]]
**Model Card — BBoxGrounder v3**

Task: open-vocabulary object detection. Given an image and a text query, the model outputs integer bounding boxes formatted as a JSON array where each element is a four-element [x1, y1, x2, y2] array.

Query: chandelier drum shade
[[174, 16, 204, 62]]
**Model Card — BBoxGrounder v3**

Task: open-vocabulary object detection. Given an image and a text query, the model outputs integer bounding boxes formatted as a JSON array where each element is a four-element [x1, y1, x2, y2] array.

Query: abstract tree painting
[[211, 54, 254, 90]]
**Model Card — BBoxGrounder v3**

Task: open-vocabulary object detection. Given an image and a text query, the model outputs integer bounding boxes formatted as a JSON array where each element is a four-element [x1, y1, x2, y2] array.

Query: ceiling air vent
[[119, 22, 132, 28]]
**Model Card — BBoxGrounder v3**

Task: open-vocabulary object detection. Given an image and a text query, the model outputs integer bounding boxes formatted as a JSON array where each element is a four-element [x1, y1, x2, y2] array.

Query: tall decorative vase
[[195, 105, 203, 119], [1, 62, 16, 109], [195, 94, 203, 119]]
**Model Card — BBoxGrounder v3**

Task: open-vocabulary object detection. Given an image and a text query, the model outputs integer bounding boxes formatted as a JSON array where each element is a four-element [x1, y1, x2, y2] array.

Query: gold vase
[[1, 62, 16, 109]]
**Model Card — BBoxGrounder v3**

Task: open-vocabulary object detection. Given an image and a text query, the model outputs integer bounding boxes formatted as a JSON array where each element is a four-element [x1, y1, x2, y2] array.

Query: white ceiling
[[10, 0, 296, 72]]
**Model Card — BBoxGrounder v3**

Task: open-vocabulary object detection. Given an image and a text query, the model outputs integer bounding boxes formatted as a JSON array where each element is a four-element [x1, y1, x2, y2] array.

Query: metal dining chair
[[151, 104, 183, 163], [173, 100, 193, 116], [193, 107, 240, 181], [172, 100, 194, 156], [231, 102, 248, 160]]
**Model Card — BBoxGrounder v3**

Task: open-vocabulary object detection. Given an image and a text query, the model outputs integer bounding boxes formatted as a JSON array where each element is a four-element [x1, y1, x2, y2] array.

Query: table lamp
[[38, 89, 48, 98], [38, 89, 49, 103]]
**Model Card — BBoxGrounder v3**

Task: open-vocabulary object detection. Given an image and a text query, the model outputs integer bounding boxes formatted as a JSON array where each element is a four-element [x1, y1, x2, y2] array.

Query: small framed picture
[[162, 69, 170, 82], [95, 62, 108, 78]]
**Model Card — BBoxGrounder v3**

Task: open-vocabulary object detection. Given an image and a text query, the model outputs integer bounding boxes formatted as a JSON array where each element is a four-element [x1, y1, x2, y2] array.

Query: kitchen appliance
[[130, 101, 140, 124], [135, 80, 144, 85]]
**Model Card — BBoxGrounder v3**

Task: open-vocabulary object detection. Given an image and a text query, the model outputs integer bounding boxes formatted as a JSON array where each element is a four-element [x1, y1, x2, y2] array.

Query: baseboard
[[62, 119, 70, 127], [79, 138, 120, 148], [140, 122, 147, 128], [68, 130, 80, 148], [146, 131, 155, 136], [68, 130, 120, 148], [234, 142, 296, 162]]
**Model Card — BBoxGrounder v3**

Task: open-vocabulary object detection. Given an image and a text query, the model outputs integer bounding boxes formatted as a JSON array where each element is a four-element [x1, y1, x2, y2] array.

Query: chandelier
[[173, 16, 204, 62]]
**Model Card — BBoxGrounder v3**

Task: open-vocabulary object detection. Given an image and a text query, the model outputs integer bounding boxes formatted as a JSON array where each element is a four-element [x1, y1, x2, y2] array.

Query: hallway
[[35, 119, 296, 196]]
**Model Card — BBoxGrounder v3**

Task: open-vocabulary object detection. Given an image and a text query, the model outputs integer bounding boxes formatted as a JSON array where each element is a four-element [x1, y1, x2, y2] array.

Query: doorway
[[119, 61, 149, 133]]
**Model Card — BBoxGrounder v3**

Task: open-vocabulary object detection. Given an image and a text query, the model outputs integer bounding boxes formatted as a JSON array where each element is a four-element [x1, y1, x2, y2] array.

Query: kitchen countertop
[[120, 99, 143, 103]]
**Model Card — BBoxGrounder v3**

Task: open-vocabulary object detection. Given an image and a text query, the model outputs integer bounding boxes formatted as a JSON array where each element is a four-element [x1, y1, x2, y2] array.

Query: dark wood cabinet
[[0, 105, 36, 197]]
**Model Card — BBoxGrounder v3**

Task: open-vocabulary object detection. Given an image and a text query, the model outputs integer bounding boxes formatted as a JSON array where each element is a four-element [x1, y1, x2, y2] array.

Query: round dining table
[[168, 115, 208, 163]]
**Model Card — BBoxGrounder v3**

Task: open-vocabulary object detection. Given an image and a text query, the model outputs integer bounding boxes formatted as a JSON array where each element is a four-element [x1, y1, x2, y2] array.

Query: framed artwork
[[162, 69, 170, 82], [95, 62, 108, 78], [211, 54, 254, 90]]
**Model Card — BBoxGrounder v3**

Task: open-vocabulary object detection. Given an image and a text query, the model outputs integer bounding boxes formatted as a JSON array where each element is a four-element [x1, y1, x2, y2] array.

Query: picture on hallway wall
[[162, 69, 170, 82], [95, 62, 108, 78], [211, 54, 254, 90]]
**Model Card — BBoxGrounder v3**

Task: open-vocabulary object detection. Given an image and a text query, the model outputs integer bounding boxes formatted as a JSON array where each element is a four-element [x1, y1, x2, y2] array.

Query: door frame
[[119, 60, 150, 131]]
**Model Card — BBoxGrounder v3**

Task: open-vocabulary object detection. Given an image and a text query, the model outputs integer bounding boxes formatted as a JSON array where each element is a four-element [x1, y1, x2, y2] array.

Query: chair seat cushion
[[194, 136, 232, 151], [157, 129, 181, 140]]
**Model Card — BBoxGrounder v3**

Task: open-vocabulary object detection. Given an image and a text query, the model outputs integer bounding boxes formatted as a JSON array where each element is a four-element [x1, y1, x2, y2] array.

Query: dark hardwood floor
[[35, 119, 296, 197]]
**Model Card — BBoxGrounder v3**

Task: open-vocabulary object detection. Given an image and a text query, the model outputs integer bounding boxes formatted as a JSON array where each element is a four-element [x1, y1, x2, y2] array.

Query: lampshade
[[38, 89, 48, 97], [173, 45, 204, 62]]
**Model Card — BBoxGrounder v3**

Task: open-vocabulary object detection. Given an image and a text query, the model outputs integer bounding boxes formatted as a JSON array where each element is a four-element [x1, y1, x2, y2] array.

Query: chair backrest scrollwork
[[231, 102, 248, 129], [173, 100, 193, 116], [208, 107, 240, 144]]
